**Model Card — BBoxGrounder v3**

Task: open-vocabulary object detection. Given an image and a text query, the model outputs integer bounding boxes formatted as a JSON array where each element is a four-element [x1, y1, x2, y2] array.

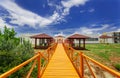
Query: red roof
[[67, 34, 89, 39], [30, 33, 53, 39], [99, 35, 113, 38], [55, 35, 64, 38]]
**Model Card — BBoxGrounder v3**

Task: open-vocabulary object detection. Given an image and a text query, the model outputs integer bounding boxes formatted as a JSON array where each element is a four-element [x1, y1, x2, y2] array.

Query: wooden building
[[67, 34, 89, 50], [30, 33, 54, 49], [99, 35, 113, 44], [55, 35, 65, 43]]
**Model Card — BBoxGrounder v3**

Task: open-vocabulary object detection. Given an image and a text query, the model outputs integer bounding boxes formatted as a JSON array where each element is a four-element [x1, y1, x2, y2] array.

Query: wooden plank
[[41, 44, 80, 78]]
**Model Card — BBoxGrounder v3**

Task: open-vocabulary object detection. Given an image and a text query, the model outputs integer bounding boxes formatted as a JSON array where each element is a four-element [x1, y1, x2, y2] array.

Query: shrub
[[12, 40, 34, 62], [0, 26, 35, 77], [114, 64, 120, 71], [0, 40, 34, 77]]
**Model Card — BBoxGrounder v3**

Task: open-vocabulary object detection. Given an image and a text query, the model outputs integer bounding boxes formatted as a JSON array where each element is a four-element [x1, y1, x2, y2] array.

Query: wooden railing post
[[37, 52, 41, 78], [48, 49, 50, 61], [80, 52, 84, 78], [68, 48, 71, 58], [71, 49, 74, 61]]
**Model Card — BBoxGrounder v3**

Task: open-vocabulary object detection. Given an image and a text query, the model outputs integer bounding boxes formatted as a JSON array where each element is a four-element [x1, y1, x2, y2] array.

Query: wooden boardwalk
[[41, 44, 79, 78]]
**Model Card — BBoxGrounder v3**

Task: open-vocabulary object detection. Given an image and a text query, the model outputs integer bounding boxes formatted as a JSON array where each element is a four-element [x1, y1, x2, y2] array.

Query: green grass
[[79, 43, 120, 71]]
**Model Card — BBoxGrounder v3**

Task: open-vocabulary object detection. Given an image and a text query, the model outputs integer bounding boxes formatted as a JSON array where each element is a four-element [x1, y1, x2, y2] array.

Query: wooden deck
[[41, 44, 79, 78]]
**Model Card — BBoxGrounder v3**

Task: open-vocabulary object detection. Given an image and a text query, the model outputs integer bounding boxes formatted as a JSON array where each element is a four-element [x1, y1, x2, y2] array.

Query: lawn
[[80, 43, 120, 71]]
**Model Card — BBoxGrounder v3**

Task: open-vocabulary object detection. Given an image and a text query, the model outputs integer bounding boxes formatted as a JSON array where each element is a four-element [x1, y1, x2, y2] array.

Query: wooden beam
[[83, 39, 85, 49], [35, 38, 37, 48], [79, 39, 80, 48]]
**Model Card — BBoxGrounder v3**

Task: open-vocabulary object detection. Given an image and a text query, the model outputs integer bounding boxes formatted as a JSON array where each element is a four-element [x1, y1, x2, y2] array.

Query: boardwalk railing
[[0, 43, 57, 78], [63, 43, 120, 78]]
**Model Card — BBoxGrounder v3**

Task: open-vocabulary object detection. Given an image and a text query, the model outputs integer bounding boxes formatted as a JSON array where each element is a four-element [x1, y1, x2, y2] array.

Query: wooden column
[[48, 39, 50, 46], [69, 39, 73, 47], [70, 39, 72, 47], [72, 39, 74, 47], [41, 38, 43, 46], [47, 39, 49, 46], [79, 39, 81, 48], [39, 39, 41, 47], [40, 38, 43, 47], [83, 39, 85, 49], [35, 38, 37, 48], [71, 39, 73, 47], [68, 39, 70, 46]]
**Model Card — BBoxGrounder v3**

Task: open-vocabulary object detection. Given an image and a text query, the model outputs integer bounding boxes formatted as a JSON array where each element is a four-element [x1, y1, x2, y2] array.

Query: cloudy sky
[[0, 0, 120, 36]]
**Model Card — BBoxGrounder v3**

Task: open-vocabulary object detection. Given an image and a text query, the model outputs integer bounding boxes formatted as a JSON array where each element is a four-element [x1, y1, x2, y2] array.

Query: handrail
[[26, 60, 37, 78], [63, 43, 120, 78], [83, 54, 120, 78], [0, 54, 39, 78], [0, 43, 57, 78]]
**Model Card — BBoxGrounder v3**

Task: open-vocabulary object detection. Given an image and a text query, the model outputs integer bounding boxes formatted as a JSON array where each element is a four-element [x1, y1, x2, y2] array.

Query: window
[[86, 38, 98, 41]]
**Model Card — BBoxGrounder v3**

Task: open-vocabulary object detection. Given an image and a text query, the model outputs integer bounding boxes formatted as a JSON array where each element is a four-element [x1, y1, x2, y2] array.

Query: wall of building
[[113, 32, 120, 43], [20, 33, 35, 44], [86, 38, 99, 44], [106, 32, 120, 43], [54, 36, 65, 43]]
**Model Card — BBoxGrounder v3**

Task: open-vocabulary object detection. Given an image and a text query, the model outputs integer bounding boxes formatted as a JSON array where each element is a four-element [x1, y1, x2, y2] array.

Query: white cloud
[[110, 27, 117, 30], [0, 0, 60, 28], [91, 24, 97, 27], [117, 29, 120, 32], [54, 32, 65, 36], [89, 8, 95, 12], [0, 17, 12, 29], [61, 0, 88, 8], [80, 10, 85, 13], [0, 0, 89, 28], [61, 0, 88, 16], [80, 8, 95, 14], [43, 4, 45, 8], [77, 24, 110, 34], [47, 0, 89, 20]]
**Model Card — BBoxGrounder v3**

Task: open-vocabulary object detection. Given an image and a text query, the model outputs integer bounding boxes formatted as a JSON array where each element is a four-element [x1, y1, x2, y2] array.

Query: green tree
[[0, 26, 19, 51], [0, 30, 2, 36], [3, 26, 16, 40], [0, 26, 34, 77]]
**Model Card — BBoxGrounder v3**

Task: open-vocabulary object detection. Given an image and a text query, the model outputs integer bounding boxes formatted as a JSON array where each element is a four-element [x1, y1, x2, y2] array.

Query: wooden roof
[[67, 34, 89, 39], [55, 35, 64, 38], [99, 35, 113, 38], [30, 33, 53, 39]]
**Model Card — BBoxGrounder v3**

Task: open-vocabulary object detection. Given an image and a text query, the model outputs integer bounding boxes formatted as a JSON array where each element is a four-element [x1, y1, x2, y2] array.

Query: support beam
[[48, 39, 50, 46], [72, 39, 74, 47], [39, 39, 41, 46], [35, 38, 37, 48], [83, 39, 85, 49], [79, 39, 81, 48]]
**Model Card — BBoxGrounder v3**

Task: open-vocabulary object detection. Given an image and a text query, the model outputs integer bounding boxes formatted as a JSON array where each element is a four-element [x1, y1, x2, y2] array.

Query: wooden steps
[[41, 44, 79, 78]]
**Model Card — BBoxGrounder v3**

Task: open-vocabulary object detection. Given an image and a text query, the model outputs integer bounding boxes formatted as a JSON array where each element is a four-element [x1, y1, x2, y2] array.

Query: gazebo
[[30, 33, 54, 49], [99, 35, 113, 44], [55, 35, 65, 43], [67, 34, 89, 50]]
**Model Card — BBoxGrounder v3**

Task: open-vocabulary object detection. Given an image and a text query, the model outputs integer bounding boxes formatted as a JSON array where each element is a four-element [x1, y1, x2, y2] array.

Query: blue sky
[[0, 0, 120, 36]]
